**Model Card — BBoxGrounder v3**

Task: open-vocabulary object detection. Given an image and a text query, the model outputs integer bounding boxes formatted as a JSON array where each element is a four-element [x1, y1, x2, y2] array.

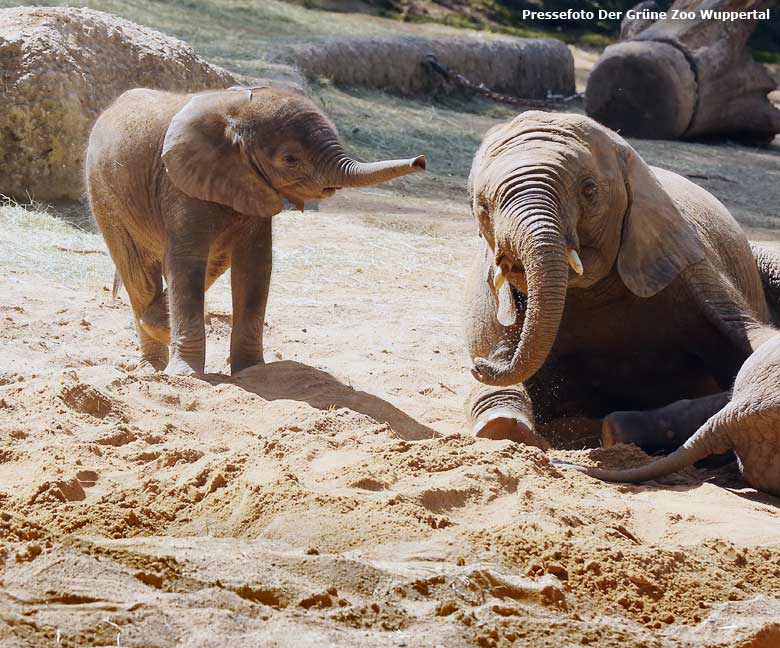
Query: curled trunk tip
[[331, 154, 426, 188], [472, 212, 568, 387], [411, 155, 426, 171]]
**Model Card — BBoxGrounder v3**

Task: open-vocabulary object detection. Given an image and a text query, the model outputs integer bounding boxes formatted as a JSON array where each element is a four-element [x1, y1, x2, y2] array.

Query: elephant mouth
[[494, 252, 526, 291]]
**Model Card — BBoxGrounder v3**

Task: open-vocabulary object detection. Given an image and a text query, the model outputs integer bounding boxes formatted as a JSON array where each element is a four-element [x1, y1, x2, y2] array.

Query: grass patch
[[0, 197, 113, 285], [310, 82, 515, 198], [753, 49, 780, 65], [295, 0, 612, 47], [0, 0, 480, 78]]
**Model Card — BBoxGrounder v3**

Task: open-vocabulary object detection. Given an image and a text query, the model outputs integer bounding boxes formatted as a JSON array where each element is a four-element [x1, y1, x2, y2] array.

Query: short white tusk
[[567, 248, 584, 276], [493, 265, 506, 292]]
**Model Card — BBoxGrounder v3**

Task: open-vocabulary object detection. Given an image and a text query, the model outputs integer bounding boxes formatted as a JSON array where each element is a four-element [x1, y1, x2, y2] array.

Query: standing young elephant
[[87, 86, 425, 376], [464, 111, 777, 461]]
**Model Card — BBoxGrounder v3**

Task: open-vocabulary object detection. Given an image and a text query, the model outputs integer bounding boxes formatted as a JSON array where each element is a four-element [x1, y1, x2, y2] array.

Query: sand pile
[[1, 196, 779, 647]]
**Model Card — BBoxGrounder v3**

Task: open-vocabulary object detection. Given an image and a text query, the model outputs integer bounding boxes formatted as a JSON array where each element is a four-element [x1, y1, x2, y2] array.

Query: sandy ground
[[1, 175, 780, 647]]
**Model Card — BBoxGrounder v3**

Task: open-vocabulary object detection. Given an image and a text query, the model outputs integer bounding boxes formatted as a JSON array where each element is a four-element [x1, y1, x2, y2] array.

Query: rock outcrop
[[0, 7, 234, 201]]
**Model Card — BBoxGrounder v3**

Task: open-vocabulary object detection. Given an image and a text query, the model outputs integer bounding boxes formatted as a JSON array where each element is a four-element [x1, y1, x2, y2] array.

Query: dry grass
[[0, 0, 521, 203], [0, 0, 478, 78], [0, 196, 112, 285], [311, 83, 516, 199]]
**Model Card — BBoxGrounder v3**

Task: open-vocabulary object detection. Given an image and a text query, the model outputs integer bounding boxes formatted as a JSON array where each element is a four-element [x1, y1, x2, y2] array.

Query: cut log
[[291, 36, 575, 99], [619, 0, 661, 40], [586, 0, 780, 141]]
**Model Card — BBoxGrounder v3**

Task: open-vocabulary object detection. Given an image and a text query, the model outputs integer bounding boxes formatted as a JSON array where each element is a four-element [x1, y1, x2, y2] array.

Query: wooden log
[[586, 0, 780, 141], [291, 36, 575, 99]]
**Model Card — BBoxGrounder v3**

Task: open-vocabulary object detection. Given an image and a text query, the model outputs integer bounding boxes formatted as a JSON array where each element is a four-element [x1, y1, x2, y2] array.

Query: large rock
[[0, 7, 235, 202], [291, 36, 574, 99]]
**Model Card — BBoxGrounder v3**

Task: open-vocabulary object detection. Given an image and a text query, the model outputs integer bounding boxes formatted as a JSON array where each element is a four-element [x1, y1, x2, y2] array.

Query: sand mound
[[1, 198, 779, 646]]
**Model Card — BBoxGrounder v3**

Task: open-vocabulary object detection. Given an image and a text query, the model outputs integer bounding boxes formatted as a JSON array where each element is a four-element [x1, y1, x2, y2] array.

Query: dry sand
[[1, 188, 780, 647]]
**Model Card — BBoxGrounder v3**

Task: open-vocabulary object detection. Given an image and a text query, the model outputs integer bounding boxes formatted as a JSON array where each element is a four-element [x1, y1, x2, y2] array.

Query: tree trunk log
[[586, 0, 780, 141]]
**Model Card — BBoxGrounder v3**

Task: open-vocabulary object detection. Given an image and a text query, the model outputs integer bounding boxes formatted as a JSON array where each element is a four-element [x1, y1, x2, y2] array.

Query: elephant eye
[[581, 179, 598, 199], [282, 154, 300, 167], [475, 200, 491, 234]]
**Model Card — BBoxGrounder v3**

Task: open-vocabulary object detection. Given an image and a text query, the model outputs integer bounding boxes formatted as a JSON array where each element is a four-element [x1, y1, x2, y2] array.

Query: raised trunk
[[472, 197, 569, 387], [329, 154, 426, 188], [586, 0, 780, 141]]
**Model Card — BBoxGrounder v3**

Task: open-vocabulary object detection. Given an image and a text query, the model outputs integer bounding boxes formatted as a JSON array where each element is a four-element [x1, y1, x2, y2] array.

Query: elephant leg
[[229, 219, 272, 374], [127, 270, 168, 372], [601, 391, 731, 453], [140, 290, 170, 346], [752, 243, 780, 326], [466, 383, 548, 449], [140, 253, 230, 347], [163, 233, 209, 377], [104, 229, 168, 371]]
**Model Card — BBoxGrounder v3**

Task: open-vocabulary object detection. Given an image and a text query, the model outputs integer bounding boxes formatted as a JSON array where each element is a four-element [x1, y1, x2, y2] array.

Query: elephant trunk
[[326, 154, 426, 188], [585, 414, 733, 484], [473, 190, 569, 387]]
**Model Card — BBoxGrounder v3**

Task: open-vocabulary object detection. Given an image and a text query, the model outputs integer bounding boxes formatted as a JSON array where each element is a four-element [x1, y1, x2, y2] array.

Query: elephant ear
[[616, 144, 705, 298], [162, 90, 284, 218]]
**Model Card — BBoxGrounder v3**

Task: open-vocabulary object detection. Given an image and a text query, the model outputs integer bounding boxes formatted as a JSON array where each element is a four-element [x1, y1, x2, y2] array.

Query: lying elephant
[[87, 86, 425, 376], [563, 334, 780, 497], [463, 111, 778, 489]]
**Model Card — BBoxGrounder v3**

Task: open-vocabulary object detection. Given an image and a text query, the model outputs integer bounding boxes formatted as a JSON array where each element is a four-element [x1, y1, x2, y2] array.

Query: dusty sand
[[1, 186, 779, 648]]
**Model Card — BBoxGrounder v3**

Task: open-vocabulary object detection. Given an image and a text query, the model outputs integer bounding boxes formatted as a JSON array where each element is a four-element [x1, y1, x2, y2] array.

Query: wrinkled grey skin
[[577, 335, 780, 496], [753, 243, 780, 326], [87, 86, 425, 376], [464, 111, 777, 468]]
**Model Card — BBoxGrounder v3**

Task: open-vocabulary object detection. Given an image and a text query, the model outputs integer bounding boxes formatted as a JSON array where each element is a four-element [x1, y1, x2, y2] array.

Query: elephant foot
[[602, 394, 731, 454], [472, 410, 549, 450], [230, 353, 264, 376], [601, 411, 674, 452], [163, 358, 201, 377], [137, 358, 165, 374]]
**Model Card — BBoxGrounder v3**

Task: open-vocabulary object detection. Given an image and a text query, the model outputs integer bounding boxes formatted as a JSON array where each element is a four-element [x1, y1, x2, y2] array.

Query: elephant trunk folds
[[473, 191, 568, 386]]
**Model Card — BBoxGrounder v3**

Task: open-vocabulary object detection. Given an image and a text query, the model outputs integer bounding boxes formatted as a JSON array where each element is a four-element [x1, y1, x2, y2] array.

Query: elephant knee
[[140, 299, 170, 345]]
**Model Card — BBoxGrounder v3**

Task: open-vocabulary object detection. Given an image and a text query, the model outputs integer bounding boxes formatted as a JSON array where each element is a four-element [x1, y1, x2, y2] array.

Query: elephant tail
[[584, 411, 735, 485], [112, 271, 123, 301], [752, 242, 780, 326]]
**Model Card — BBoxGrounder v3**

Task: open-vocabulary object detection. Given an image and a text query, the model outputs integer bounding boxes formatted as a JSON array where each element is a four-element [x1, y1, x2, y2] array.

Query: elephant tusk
[[567, 248, 584, 275], [493, 265, 506, 292]]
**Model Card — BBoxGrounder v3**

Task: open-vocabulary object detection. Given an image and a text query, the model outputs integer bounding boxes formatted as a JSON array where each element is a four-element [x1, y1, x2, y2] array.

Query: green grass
[[296, 0, 612, 47], [753, 49, 780, 65]]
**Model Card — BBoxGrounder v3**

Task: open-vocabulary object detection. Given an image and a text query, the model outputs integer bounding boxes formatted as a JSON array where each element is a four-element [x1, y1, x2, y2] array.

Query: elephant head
[[469, 111, 704, 387], [161, 86, 426, 216]]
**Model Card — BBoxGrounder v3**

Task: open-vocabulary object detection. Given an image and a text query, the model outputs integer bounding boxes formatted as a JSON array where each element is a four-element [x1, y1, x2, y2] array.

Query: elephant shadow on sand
[[206, 360, 437, 442]]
